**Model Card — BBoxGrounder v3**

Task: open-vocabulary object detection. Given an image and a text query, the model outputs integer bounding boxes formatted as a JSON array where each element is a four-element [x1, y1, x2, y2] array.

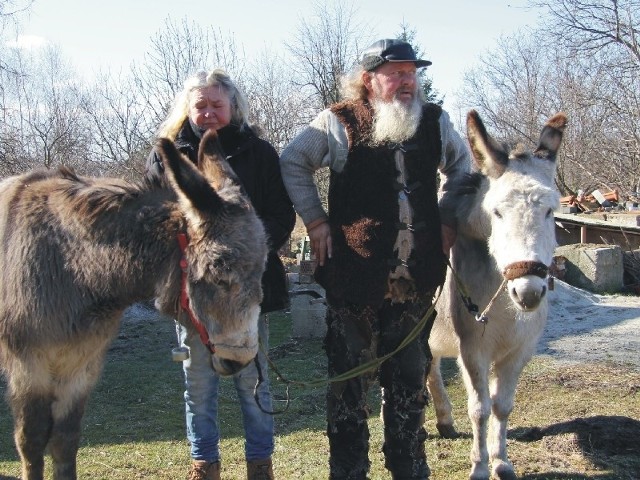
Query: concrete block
[[289, 282, 327, 338], [560, 205, 578, 214], [555, 243, 624, 293]]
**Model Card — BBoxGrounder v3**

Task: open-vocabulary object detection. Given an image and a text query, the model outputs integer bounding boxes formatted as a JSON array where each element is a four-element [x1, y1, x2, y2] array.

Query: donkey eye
[[546, 208, 553, 218], [210, 261, 231, 275], [493, 208, 502, 219]]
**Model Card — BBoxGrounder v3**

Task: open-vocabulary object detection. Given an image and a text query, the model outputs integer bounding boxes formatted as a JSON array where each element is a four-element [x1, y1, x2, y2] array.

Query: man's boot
[[187, 460, 221, 480], [247, 457, 274, 480]]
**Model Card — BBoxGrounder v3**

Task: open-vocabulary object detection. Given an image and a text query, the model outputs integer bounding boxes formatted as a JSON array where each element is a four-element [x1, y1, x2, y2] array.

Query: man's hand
[[307, 221, 332, 266], [441, 224, 457, 257]]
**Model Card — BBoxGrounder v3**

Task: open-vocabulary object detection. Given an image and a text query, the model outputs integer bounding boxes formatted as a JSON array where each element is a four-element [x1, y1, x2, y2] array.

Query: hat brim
[[387, 59, 432, 68]]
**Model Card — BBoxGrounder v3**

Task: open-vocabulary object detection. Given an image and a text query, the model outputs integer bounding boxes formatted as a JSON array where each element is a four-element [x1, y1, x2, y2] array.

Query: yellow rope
[[261, 287, 442, 389]]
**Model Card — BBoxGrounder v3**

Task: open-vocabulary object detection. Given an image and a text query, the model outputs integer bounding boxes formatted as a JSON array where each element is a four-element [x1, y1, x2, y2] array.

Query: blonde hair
[[156, 68, 250, 140], [339, 67, 369, 101]]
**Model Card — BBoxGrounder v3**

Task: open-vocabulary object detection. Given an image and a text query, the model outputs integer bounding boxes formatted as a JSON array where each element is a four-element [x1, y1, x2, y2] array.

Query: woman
[[146, 69, 295, 480]]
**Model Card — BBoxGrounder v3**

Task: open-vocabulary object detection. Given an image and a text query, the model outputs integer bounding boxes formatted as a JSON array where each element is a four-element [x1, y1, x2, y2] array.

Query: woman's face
[[188, 85, 232, 131]]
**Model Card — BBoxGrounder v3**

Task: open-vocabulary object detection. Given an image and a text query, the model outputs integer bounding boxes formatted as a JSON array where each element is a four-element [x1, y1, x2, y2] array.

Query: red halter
[[177, 233, 216, 354]]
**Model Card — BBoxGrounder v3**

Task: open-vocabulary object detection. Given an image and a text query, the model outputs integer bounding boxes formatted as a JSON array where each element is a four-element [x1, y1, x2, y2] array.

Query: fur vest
[[315, 100, 446, 307]]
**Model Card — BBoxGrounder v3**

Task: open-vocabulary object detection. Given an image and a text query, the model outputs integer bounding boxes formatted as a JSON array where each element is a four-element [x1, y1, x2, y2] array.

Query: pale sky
[[8, 0, 541, 109]]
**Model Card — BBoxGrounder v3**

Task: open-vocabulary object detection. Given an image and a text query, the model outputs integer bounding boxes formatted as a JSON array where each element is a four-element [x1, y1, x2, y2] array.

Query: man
[[280, 39, 470, 479]]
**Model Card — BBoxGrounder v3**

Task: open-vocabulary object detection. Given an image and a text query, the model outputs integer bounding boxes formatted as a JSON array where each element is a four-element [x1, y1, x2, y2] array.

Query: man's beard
[[371, 95, 423, 144]]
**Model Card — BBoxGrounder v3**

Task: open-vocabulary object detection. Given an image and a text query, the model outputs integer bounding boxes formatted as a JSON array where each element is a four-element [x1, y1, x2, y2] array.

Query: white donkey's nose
[[508, 277, 547, 311]]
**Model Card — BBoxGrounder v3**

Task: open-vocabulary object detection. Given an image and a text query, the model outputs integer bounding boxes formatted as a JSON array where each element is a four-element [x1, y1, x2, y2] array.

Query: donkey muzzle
[[211, 356, 251, 376], [503, 261, 549, 311]]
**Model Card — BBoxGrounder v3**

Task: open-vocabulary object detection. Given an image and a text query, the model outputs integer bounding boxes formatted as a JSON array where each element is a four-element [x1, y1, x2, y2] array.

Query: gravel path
[[537, 279, 640, 370]]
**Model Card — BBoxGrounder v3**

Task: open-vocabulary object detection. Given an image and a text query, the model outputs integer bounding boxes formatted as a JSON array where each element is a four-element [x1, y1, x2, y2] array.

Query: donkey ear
[[197, 130, 241, 191], [466, 110, 509, 178], [156, 137, 224, 214], [533, 112, 568, 161]]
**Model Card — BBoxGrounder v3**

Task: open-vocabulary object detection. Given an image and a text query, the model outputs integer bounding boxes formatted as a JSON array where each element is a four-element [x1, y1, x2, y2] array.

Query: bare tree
[[284, 0, 373, 209], [531, 0, 640, 65], [286, 0, 370, 109], [130, 17, 247, 135], [530, 0, 640, 199], [0, 0, 33, 75], [0, 0, 32, 22], [458, 34, 584, 194], [0, 0, 33, 175], [244, 50, 315, 153], [0, 44, 93, 175], [0, 42, 25, 175], [26, 46, 92, 171], [75, 16, 250, 179], [458, 1, 640, 201], [458, 34, 558, 143], [81, 70, 153, 179]]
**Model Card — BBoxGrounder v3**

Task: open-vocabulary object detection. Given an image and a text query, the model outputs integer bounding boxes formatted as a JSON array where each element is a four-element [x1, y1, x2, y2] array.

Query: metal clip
[[172, 346, 189, 362]]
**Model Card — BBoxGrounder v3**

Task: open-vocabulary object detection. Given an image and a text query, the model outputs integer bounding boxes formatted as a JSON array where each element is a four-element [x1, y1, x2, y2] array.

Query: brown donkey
[[0, 130, 268, 480]]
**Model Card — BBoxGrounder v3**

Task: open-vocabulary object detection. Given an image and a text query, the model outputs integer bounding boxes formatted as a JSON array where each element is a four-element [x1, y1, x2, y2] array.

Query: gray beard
[[371, 97, 423, 144]]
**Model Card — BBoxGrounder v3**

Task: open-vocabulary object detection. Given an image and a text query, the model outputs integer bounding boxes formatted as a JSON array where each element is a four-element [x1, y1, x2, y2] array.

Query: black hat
[[360, 39, 432, 71]]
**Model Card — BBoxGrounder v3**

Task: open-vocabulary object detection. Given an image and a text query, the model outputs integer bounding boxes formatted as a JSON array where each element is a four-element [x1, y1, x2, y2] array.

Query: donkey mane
[[58, 170, 167, 222], [439, 172, 482, 227], [507, 142, 531, 159], [11, 165, 170, 225], [19, 165, 246, 230], [450, 172, 483, 197]]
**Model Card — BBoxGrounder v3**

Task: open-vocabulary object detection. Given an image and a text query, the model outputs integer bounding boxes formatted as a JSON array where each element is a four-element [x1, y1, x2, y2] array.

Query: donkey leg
[[426, 356, 458, 438], [48, 393, 89, 480], [488, 352, 531, 480], [10, 392, 54, 480], [458, 350, 491, 480]]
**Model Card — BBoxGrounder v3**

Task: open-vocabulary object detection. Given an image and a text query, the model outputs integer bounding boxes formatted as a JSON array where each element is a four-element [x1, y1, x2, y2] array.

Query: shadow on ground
[[513, 415, 640, 479]]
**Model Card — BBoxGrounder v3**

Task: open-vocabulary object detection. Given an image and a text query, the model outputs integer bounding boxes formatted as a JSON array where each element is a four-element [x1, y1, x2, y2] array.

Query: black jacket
[[146, 119, 295, 313]]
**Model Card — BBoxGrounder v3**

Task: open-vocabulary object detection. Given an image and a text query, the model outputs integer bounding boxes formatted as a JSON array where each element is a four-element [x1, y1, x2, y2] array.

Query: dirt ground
[[527, 280, 640, 467], [119, 281, 640, 476], [538, 279, 640, 370]]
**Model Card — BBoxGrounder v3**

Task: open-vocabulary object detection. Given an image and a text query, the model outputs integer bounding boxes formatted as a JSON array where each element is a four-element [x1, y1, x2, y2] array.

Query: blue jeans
[[177, 314, 274, 462]]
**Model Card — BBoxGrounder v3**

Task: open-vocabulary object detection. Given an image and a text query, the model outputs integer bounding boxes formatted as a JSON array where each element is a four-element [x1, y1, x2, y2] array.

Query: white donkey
[[428, 110, 567, 480]]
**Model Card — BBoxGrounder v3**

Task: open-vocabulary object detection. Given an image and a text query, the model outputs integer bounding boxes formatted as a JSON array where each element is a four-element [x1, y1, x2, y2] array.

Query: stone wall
[[555, 243, 624, 294]]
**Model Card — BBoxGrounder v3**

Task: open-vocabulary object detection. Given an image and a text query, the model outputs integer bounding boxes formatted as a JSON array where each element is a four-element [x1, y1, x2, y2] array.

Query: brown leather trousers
[[323, 295, 436, 479]]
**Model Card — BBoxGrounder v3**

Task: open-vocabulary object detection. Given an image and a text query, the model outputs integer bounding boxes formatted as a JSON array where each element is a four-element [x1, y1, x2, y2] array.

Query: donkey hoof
[[493, 461, 517, 480], [469, 473, 489, 480], [469, 462, 490, 480], [436, 422, 459, 439]]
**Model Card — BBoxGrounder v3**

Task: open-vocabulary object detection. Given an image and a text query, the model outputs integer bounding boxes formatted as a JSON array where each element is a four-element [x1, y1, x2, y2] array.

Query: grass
[[1, 306, 639, 479]]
